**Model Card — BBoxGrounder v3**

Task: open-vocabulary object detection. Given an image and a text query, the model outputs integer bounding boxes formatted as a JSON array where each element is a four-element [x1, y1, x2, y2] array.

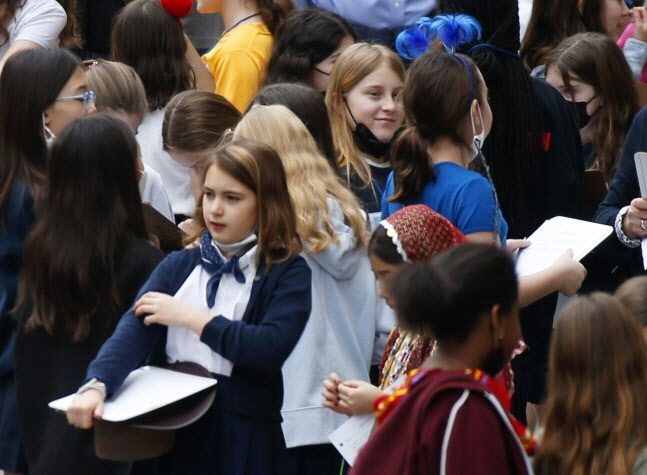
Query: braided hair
[[439, 0, 545, 238]]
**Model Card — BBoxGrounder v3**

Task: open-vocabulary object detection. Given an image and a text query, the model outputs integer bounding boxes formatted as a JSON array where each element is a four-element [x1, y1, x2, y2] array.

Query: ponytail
[[258, 0, 294, 34], [388, 125, 431, 203]]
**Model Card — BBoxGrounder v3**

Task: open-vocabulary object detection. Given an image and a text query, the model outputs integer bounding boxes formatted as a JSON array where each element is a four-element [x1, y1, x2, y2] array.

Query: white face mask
[[214, 232, 258, 257], [468, 103, 485, 163], [42, 113, 56, 149]]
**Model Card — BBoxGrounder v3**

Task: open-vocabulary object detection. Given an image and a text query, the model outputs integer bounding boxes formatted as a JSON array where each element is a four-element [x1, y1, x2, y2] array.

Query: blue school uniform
[[85, 244, 312, 475], [381, 162, 508, 246], [0, 181, 35, 472]]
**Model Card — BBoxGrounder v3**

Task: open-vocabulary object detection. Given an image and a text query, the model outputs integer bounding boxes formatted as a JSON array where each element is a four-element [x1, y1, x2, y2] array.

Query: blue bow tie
[[200, 231, 246, 307]]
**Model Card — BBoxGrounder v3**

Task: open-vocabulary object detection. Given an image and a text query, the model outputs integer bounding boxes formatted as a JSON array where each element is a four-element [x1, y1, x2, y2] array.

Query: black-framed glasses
[[55, 90, 97, 112]]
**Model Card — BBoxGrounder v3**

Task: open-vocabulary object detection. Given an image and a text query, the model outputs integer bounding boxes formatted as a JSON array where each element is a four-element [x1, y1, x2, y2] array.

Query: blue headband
[[467, 43, 521, 59], [455, 55, 474, 106]]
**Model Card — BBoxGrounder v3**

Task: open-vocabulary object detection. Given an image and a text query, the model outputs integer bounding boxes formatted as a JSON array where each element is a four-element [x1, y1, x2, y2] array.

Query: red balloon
[[160, 0, 193, 19]]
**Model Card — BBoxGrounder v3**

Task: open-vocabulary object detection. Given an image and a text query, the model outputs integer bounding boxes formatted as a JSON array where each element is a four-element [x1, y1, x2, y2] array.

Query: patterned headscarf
[[380, 205, 467, 262]]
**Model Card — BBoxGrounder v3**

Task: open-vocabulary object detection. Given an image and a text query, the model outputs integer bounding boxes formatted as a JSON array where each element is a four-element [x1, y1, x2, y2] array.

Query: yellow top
[[202, 23, 272, 112]]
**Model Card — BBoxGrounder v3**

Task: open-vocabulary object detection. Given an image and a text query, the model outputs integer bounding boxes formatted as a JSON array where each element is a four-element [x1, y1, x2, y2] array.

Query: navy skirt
[[146, 374, 287, 475]]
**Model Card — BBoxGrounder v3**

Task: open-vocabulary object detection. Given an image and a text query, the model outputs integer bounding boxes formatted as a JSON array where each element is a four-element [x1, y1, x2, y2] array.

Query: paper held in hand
[[515, 216, 612, 277], [634, 152, 647, 269], [48, 366, 217, 422]]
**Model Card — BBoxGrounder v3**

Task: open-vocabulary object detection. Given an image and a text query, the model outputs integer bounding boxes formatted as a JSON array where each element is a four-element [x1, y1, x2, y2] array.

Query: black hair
[[439, 0, 545, 238], [252, 83, 337, 170], [21, 114, 147, 341], [111, 0, 194, 110], [265, 9, 355, 86], [368, 226, 404, 265], [389, 243, 518, 342], [0, 48, 81, 221]]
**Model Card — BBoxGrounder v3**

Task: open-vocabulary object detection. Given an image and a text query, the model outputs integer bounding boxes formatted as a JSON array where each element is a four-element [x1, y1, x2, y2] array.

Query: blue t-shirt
[[381, 162, 508, 247]]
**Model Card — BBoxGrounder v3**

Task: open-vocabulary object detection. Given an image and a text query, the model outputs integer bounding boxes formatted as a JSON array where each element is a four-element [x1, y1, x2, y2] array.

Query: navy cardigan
[[86, 248, 312, 422], [594, 106, 647, 278]]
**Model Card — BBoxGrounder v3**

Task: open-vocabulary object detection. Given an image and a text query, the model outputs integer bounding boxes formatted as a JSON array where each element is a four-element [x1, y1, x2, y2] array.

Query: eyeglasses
[[55, 90, 97, 112]]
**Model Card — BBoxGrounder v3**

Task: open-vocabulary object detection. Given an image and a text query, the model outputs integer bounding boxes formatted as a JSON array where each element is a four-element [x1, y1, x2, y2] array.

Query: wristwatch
[[76, 378, 107, 399], [615, 206, 641, 248]]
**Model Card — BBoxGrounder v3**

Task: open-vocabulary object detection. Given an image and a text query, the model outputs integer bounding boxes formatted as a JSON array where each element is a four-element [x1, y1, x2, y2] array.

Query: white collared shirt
[[166, 244, 258, 376]]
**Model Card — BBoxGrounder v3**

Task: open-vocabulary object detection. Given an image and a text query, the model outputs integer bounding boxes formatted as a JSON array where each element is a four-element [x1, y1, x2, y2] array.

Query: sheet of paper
[[328, 375, 406, 466], [515, 216, 612, 277], [328, 414, 375, 467], [635, 152, 647, 198], [49, 366, 217, 422], [642, 238, 647, 271]]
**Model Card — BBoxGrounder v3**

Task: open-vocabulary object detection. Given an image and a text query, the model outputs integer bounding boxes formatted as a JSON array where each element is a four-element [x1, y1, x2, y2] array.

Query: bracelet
[[615, 206, 641, 248], [76, 378, 107, 400]]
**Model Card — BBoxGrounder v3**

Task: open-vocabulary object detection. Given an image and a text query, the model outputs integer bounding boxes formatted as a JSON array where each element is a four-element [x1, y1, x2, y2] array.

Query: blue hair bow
[[395, 14, 482, 60]]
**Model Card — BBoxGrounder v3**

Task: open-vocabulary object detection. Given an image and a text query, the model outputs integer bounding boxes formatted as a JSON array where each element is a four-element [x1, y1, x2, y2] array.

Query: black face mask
[[572, 95, 598, 129], [344, 100, 393, 158], [481, 345, 506, 377]]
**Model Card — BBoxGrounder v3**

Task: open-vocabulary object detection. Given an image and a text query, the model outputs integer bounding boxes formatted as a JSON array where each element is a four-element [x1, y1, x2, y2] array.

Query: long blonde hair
[[325, 43, 405, 188], [234, 104, 368, 252]]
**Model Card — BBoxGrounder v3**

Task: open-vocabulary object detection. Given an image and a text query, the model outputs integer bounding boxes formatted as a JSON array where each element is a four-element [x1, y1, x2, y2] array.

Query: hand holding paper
[[67, 389, 104, 429], [515, 217, 612, 277], [551, 249, 587, 296]]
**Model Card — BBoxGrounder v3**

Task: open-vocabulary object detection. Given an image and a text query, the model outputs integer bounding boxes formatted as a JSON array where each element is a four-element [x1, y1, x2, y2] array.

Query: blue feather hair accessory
[[395, 13, 482, 60]]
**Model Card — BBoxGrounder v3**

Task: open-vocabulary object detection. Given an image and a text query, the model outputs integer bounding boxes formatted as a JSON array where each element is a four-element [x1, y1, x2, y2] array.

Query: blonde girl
[[234, 104, 392, 474], [85, 59, 174, 222], [67, 139, 312, 475], [325, 42, 405, 227]]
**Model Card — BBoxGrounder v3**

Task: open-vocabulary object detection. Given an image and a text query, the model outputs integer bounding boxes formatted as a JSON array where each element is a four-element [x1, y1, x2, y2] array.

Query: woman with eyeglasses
[[0, 48, 94, 475]]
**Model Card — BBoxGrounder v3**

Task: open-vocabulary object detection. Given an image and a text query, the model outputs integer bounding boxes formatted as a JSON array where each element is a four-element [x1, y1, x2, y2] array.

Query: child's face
[[202, 164, 258, 244], [600, 0, 631, 41], [312, 35, 355, 93], [108, 111, 142, 135], [369, 253, 401, 309], [44, 67, 96, 136], [344, 62, 404, 142]]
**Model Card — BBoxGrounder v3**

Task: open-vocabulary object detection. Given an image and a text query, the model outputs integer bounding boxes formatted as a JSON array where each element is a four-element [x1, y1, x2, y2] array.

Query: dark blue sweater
[[594, 105, 647, 277], [86, 248, 312, 422]]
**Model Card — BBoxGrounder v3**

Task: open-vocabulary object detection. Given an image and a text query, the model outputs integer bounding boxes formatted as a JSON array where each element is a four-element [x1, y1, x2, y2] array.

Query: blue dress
[[381, 162, 508, 246], [0, 181, 35, 472]]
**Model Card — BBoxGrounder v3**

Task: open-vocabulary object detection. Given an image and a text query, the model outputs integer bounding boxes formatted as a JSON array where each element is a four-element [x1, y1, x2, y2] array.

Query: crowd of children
[[3, 0, 647, 474]]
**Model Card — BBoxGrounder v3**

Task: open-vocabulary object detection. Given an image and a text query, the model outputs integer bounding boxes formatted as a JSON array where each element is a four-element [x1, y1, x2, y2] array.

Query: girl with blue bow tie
[[67, 139, 312, 475]]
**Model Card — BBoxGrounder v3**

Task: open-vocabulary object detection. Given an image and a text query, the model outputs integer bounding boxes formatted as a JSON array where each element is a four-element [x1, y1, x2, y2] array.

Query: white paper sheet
[[328, 414, 375, 467], [635, 152, 647, 199], [515, 216, 612, 277], [49, 366, 217, 422]]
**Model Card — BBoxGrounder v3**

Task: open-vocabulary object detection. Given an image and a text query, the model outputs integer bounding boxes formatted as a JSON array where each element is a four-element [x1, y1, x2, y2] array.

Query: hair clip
[[224, 128, 235, 139], [82, 59, 99, 70], [160, 0, 193, 19]]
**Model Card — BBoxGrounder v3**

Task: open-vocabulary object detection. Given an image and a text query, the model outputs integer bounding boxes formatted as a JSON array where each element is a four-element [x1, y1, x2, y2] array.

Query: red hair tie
[[160, 0, 193, 19]]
